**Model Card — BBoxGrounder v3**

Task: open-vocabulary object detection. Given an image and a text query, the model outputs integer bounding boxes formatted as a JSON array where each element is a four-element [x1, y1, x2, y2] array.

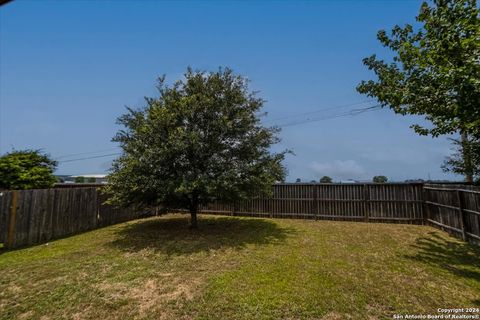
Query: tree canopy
[[442, 135, 480, 182], [373, 175, 388, 183], [75, 176, 85, 183], [320, 176, 333, 183], [0, 150, 58, 190], [357, 0, 480, 137], [105, 68, 287, 227]]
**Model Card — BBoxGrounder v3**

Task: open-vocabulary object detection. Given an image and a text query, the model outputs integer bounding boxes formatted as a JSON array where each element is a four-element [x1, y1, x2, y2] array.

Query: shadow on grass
[[108, 214, 295, 256], [406, 231, 480, 283]]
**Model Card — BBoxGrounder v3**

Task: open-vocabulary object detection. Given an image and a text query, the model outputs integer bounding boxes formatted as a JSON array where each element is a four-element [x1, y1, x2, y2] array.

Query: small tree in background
[[295, 178, 302, 183], [320, 176, 332, 183], [373, 176, 388, 183], [442, 135, 480, 182], [106, 68, 287, 228], [87, 177, 96, 183], [0, 150, 57, 190], [75, 176, 85, 183]]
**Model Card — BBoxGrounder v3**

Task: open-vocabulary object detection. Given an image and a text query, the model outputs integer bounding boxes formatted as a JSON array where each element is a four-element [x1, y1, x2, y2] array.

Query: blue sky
[[0, 0, 459, 182]]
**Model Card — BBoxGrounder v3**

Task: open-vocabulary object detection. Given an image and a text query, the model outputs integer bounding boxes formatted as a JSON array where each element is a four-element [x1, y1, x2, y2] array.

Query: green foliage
[[319, 176, 332, 183], [75, 176, 85, 183], [373, 175, 388, 183], [105, 68, 287, 226], [0, 150, 57, 190], [87, 177, 96, 183], [357, 0, 480, 137], [442, 135, 480, 181]]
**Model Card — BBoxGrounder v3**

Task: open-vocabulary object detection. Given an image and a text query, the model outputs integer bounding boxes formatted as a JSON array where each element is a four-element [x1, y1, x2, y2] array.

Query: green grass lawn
[[0, 214, 479, 320]]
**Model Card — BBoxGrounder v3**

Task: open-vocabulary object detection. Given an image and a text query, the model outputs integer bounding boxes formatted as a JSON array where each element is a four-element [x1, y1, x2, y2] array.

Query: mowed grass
[[0, 214, 479, 320]]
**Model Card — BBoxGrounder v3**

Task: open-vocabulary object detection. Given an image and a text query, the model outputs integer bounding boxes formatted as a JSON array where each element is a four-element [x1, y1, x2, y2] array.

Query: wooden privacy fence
[[200, 183, 425, 223], [0, 187, 149, 249], [423, 184, 480, 243], [1, 183, 479, 249], [200, 183, 480, 244]]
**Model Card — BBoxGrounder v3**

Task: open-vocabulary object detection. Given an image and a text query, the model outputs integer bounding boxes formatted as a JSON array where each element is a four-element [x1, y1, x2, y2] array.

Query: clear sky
[[0, 0, 460, 182]]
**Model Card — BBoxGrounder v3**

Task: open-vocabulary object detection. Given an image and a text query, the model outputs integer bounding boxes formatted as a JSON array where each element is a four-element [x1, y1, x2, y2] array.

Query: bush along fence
[[1, 183, 479, 249], [0, 187, 150, 249]]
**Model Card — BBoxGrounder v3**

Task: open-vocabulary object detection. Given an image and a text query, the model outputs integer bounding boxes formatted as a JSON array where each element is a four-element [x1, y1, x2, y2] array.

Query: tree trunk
[[190, 208, 198, 229], [189, 196, 199, 229], [461, 131, 474, 183]]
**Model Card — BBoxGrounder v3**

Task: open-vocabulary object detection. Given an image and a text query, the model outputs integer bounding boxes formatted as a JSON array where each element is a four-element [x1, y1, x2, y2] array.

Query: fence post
[[363, 184, 369, 222], [456, 190, 467, 241], [421, 185, 429, 226], [314, 184, 319, 220], [6, 190, 18, 249]]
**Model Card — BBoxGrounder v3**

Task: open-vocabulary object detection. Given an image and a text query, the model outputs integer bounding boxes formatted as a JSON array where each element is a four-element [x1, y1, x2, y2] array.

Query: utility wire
[[59, 153, 121, 163], [57, 102, 382, 163], [264, 99, 376, 123], [55, 147, 121, 160], [276, 105, 382, 128]]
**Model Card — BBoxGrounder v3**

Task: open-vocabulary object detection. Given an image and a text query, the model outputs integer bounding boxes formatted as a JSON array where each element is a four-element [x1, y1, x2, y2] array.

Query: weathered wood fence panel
[[424, 184, 480, 243], [201, 183, 479, 244], [0, 187, 148, 249], [200, 183, 424, 223]]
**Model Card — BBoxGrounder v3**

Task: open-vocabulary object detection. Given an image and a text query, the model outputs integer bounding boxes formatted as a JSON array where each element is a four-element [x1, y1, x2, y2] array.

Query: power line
[[57, 102, 382, 163], [264, 99, 376, 123], [59, 153, 121, 163], [275, 105, 382, 128], [280, 105, 381, 127], [56, 147, 121, 160]]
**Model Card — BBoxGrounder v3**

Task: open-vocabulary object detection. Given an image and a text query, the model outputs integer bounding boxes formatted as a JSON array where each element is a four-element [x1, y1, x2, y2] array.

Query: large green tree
[[0, 150, 58, 190], [106, 68, 287, 228], [357, 0, 480, 181]]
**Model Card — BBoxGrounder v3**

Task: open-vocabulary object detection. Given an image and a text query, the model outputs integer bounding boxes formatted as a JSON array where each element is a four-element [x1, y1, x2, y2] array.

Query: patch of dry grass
[[0, 214, 478, 319]]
